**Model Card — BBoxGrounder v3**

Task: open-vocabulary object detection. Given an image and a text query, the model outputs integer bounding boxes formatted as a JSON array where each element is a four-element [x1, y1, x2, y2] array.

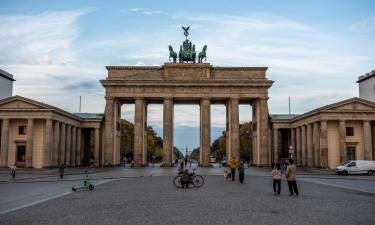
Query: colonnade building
[[0, 96, 103, 168], [270, 98, 375, 169]]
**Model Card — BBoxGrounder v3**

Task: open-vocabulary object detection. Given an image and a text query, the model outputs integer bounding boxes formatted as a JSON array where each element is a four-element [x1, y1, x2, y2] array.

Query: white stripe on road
[[300, 178, 375, 195], [0, 179, 112, 215]]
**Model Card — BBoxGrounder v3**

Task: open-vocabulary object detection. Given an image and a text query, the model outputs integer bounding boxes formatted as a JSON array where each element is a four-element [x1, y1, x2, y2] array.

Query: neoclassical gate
[[100, 63, 273, 167]]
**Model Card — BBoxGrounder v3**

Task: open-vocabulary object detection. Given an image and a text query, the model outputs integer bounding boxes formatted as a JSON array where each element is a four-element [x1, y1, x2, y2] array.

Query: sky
[[0, 0, 374, 149]]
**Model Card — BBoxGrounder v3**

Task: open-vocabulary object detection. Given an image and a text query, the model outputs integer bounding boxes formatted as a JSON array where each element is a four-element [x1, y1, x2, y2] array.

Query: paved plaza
[[0, 165, 375, 225]]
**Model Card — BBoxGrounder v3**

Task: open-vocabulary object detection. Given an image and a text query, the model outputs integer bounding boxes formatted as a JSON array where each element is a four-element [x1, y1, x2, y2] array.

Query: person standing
[[228, 157, 238, 181], [272, 163, 282, 195], [238, 160, 245, 184], [59, 163, 65, 179], [10, 164, 17, 179], [180, 169, 190, 189], [285, 159, 299, 196]]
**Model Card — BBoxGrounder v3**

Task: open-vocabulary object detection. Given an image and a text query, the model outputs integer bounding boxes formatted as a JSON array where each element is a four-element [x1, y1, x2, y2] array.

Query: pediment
[[323, 98, 375, 111], [0, 96, 49, 110]]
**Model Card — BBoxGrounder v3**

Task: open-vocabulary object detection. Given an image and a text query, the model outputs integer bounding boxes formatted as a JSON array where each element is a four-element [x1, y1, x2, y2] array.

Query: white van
[[336, 160, 375, 175]]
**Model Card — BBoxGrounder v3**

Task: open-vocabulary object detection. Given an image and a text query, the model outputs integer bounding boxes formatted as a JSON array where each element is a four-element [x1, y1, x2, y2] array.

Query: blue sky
[[1, 0, 374, 149]]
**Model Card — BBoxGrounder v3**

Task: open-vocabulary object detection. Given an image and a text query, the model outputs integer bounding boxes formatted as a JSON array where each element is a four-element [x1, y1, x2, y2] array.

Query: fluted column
[[339, 120, 347, 164], [273, 128, 279, 163], [363, 121, 372, 160], [227, 98, 240, 161], [307, 124, 313, 167], [76, 128, 81, 165], [200, 98, 211, 167], [296, 127, 301, 166], [134, 98, 146, 167], [26, 119, 34, 167], [94, 128, 100, 166], [313, 123, 320, 167], [291, 128, 296, 160], [104, 98, 115, 166], [258, 98, 269, 166], [71, 126, 76, 166], [163, 98, 174, 167], [52, 121, 60, 166], [0, 119, 10, 167], [301, 125, 307, 167], [66, 125, 71, 166], [43, 119, 53, 167], [320, 120, 328, 168], [59, 123, 66, 165]]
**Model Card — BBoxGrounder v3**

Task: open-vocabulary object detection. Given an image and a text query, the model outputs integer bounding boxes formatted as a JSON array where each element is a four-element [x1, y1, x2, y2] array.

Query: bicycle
[[173, 168, 204, 188]]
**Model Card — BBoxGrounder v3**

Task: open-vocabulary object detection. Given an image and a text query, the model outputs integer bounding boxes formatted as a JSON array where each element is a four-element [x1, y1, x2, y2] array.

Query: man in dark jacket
[[238, 160, 245, 184], [180, 169, 190, 188]]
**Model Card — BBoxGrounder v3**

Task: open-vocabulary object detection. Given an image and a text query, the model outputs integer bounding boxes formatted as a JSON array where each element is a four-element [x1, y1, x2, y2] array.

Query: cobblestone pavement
[[1, 170, 375, 225]]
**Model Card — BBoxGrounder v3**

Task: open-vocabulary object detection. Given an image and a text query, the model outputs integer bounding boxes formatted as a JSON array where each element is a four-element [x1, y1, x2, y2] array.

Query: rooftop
[[270, 114, 299, 121], [74, 113, 104, 120], [357, 70, 375, 83], [0, 69, 15, 81]]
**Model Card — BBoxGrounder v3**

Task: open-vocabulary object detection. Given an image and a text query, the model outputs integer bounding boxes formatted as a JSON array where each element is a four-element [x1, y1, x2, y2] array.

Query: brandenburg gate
[[100, 27, 273, 167]]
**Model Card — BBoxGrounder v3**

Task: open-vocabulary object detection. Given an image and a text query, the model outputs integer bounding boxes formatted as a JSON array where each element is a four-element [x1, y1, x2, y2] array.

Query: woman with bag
[[271, 163, 282, 195]]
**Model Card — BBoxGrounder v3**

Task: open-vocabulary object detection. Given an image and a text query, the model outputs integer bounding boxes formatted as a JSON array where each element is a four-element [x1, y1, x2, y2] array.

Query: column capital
[[163, 97, 173, 101]]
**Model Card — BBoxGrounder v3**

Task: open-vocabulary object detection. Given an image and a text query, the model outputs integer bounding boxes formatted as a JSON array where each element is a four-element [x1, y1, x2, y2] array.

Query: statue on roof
[[168, 26, 207, 64]]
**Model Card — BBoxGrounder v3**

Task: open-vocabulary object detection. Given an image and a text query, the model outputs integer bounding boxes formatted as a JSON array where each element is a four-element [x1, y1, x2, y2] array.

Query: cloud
[[350, 16, 375, 33], [123, 8, 168, 16]]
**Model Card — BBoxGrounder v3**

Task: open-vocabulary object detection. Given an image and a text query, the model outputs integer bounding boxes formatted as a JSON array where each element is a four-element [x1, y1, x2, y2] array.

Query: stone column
[[163, 98, 173, 167], [227, 98, 240, 161], [59, 123, 66, 165], [0, 119, 10, 167], [339, 120, 347, 164], [71, 126, 76, 166], [200, 98, 211, 167], [301, 125, 307, 167], [52, 121, 60, 166], [104, 98, 115, 166], [313, 123, 320, 167], [258, 98, 269, 166], [320, 120, 328, 168], [291, 128, 296, 160], [43, 119, 53, 167], [66, 125, 71, 166], [76, 128, 81, 165], [143, 103, 148, 165], [273, 128, 279, 163], [296, 127, 302, 166], [26, 119, 34, 167], [94, 128, 100, 166], [307, 124, 313, 167], [134, 98, 146, 167], [363, 121, 372, 160]]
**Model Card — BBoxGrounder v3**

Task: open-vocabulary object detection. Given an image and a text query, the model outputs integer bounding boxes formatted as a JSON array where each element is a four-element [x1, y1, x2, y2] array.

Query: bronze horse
[[198, 45, 207, 63], [168, 45, 177, 63]]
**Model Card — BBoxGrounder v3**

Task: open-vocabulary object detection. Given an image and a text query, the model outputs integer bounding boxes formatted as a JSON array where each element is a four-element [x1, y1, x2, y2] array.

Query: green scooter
[[72, 174, 95, 191]]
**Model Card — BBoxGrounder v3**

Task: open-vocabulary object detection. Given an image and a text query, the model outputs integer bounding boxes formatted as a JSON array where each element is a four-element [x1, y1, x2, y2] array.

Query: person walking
[[238, 160, 245, 184], [59, 163, 65, 179], [10, 164, 17, 179], [285, 158, 299, 196], [272, 163, 282, 195], [228, 157, 238, 181]]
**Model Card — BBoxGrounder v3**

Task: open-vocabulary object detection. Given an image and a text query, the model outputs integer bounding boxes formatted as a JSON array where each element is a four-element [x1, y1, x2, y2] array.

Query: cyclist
[[180, 169, 190, 188]]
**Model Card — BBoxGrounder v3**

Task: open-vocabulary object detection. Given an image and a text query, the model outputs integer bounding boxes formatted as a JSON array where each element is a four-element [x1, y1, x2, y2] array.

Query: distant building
[[0, 69, 15, 100], [357, 69, 375, 102]]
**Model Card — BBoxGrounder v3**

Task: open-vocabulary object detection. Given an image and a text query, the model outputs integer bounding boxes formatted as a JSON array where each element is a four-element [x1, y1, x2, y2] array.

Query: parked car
[[336, 160, 375, 175]]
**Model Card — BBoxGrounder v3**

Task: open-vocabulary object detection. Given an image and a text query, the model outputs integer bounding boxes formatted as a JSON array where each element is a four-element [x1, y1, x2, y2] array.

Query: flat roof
[[357, 70, 375, 83], [74, 113, 104, 120], [270, 114, 299, 121], [0, 69, 15, 81]]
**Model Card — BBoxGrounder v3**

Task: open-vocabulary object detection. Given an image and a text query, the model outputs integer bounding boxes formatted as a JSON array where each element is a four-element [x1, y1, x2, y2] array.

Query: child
[[272, 163, 282, 195]]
